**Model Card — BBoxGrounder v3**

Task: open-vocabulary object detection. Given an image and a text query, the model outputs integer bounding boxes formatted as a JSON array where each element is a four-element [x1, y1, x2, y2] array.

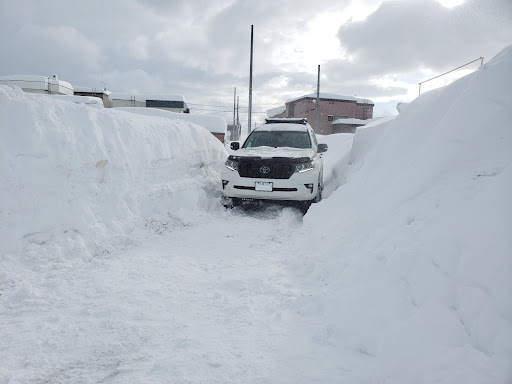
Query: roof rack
[[264, 117, 308, 125]]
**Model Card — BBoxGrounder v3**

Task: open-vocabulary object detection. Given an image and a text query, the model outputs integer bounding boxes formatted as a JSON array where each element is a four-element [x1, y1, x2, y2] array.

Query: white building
[[109, 93, 190, 113], [73, 86, 112, 108], [0, 75, 73, 95]]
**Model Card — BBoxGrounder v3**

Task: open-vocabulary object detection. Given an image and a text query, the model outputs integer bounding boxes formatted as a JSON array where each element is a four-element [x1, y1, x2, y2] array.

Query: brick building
[[270, 93, 374, 135]]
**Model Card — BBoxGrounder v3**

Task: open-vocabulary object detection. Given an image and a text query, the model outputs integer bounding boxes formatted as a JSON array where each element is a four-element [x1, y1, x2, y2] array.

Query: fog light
[[222, 180, 229, 190], [304, 183, 314, 193]]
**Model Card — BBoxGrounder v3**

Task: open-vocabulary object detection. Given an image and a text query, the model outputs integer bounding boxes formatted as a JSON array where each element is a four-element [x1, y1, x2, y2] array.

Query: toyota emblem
[[259, 165, 271, 174]]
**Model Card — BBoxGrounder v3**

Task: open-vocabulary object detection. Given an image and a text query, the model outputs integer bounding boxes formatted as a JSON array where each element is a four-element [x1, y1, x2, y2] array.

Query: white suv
[[221, 118, 328, 211]]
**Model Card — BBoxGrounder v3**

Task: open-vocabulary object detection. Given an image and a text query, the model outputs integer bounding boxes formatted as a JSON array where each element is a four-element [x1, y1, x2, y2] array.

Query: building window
[[146, 100, 184, 108], [328, 115, 334, 121]]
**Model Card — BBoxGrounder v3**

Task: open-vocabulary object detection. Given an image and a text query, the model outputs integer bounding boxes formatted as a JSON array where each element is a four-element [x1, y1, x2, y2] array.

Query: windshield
[[242, 131, 311, 149]]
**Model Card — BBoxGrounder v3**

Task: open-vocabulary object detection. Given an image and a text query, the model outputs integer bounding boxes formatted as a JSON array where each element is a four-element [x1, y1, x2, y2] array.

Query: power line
[[188, 102, 237, 108], [189, 105, 268, 113], [189, 102, 269, 112], [188, 88, 317, 110], [190, 107, 233, 112]]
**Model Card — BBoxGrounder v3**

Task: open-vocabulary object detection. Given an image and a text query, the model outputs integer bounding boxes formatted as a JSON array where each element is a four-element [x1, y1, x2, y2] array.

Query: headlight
[[295, 159, 315, 173], [225, 159, 239, 171]]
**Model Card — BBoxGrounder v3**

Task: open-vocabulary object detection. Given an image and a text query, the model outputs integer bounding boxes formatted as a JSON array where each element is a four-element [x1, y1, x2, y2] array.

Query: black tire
[[221, 196, 242, 208], [299, 200, 312, 215]]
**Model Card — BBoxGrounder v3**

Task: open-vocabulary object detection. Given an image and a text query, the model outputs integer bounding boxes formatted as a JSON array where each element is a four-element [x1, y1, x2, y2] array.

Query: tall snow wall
[[298, 45, 512, 382], [0, 86, 226, 266]]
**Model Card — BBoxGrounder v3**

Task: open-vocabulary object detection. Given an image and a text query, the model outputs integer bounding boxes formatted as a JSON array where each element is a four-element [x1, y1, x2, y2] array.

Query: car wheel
[[221, 196, 242, 208], [299, 200, 312, 214]]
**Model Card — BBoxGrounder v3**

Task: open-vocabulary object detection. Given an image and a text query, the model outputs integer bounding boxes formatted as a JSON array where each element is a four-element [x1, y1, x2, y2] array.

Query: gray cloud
[[333, 0, 512, 78], [0, 0, 510, 126]]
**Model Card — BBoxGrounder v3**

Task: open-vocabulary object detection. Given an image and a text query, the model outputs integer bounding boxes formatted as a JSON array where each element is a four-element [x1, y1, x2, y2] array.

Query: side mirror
[[230, 142, 240, 150], [318, 143, 328, 153]]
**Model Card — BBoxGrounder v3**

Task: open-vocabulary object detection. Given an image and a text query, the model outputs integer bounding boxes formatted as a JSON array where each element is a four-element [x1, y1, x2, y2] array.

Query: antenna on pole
[[316, 65, 320, 133], [248, 25, 254, 134]]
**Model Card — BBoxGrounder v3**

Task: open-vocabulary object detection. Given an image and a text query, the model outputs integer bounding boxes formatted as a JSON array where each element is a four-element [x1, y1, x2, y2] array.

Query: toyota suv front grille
[[238, 160, 294, 179]]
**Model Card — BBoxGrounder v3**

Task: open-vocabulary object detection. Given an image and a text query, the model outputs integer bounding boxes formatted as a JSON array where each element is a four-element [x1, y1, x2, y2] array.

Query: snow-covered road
[[4, 204, 316, 383]]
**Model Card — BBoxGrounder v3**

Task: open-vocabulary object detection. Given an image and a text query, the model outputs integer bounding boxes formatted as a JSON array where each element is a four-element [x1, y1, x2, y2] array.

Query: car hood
[[234, 146, 315, 160]]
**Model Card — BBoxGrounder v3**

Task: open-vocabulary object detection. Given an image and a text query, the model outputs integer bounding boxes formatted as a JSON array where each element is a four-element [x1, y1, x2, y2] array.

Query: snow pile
[[294, 45, 512, 382], [0, 85, 226, 267], [118, 107, 227, 134]]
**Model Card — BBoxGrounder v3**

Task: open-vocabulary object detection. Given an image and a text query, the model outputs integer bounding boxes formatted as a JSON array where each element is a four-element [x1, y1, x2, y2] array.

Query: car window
[[243, 131, 312, 149]]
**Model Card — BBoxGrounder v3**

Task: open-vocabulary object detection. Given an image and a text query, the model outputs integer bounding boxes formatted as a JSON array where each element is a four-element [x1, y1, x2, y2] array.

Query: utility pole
[[316, 64, 320, 133], [248, 25, 254, 134], [233, 87, 236, 140], [236, 96, 240, 140]]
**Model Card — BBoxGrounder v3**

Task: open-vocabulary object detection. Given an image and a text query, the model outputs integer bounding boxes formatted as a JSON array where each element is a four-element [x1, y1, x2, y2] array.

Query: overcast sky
[[1, 0, 511, 127]]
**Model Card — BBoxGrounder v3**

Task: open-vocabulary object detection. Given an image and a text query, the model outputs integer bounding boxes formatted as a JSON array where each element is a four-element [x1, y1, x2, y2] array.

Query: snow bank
[[0, 85, 226, 267], [118, 107, 227, 134], [295, 45, 512, 382]]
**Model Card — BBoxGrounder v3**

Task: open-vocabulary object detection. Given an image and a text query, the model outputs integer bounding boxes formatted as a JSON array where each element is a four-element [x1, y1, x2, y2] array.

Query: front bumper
[[221, 168, 320, 201]]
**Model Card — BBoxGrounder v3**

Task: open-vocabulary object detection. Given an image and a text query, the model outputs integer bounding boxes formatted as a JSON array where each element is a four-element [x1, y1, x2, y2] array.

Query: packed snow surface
[[1, 45, 511, 383]]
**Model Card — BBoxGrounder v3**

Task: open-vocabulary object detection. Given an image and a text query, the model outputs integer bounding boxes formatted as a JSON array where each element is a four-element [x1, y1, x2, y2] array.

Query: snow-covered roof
[[0, 75, 49, 82], [109, 93, 185, 102], [286, 92, 374, 105], [266, 105, 286, 117], [49, 78, 73, 91], [0, 75, 73, 93], [74, 86, 111, 95]]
